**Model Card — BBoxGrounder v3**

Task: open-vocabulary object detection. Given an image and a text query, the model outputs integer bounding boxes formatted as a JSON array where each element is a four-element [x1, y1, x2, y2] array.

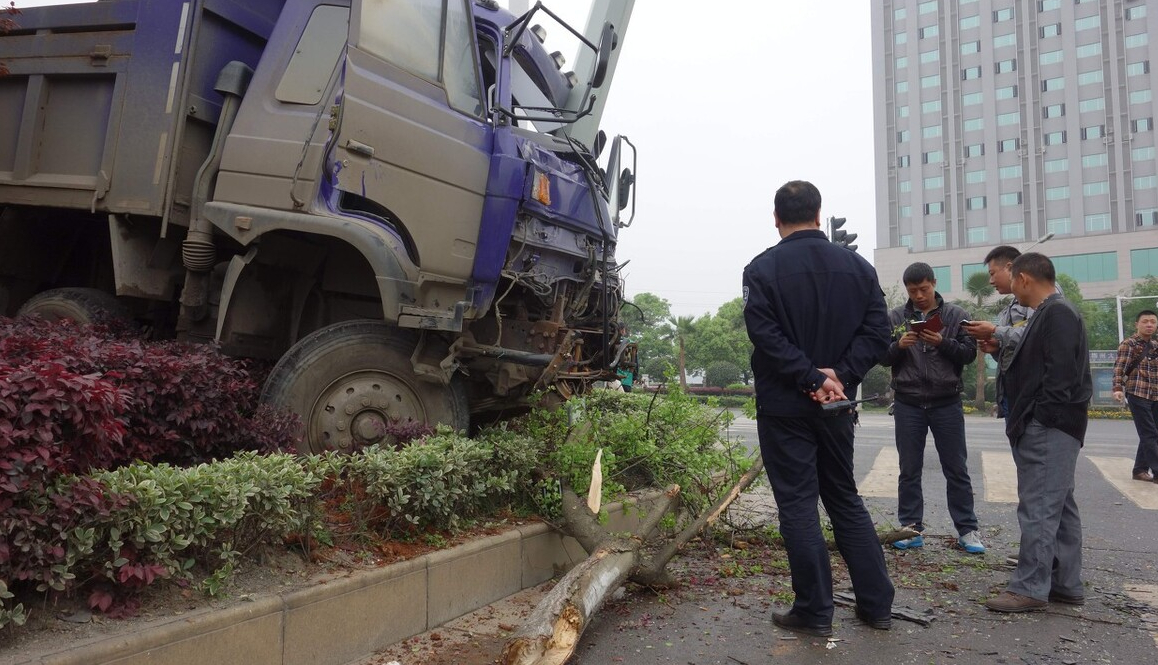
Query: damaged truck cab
[[0, 0, 637, 451]]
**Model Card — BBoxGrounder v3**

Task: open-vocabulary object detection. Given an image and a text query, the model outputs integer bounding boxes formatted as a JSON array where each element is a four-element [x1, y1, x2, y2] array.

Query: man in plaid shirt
[[1113, 310, 1158, 482]]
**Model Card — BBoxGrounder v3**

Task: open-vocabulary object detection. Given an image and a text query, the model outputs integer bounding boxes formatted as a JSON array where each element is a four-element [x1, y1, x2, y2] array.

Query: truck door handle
[[345, 139, 375, 159]]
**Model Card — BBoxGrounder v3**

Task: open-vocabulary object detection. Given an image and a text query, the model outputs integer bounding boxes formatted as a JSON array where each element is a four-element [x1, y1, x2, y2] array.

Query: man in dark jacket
[[743, 180, 894, 637], [881, 263, 984, 554], [985, 253, 1090, 613]]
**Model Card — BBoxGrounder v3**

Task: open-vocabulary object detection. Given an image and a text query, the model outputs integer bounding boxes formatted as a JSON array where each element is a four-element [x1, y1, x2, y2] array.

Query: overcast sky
[[16, 0, 876, 318]]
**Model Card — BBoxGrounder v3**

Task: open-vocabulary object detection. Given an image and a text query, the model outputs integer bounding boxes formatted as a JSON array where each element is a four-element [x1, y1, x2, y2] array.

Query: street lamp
[[1022, 232, 1055, 252], [1116, 295, 1158, 342]]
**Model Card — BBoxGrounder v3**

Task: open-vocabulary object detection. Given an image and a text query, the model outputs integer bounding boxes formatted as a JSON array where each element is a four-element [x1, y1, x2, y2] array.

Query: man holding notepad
[[881, 262, 985, 554]]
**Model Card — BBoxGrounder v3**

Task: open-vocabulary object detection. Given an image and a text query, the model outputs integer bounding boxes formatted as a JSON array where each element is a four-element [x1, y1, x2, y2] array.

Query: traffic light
[[830, 217, 858, 251]]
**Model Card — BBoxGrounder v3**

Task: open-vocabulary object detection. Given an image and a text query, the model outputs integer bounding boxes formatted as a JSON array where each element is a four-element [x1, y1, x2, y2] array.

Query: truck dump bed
[[0, 0, 283, 225]]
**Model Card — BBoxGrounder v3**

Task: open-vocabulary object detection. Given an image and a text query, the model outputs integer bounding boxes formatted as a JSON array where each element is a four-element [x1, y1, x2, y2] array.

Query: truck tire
[[261, 320, 469, 454], [17, 287, 133, 327]]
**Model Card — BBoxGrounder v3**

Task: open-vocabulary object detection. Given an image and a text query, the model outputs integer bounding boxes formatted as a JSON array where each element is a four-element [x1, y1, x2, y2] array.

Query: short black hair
[[984, 245, 1021, 265], [1138, 309, 1158, 322], [1010, 252, 1055, 283], [902, 262, 936, 286], [774, 180, 822, 225]]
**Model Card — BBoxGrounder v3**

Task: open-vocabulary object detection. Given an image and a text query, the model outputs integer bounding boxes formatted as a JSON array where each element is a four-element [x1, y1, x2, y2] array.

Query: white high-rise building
[[872, 0, 1158, 300]]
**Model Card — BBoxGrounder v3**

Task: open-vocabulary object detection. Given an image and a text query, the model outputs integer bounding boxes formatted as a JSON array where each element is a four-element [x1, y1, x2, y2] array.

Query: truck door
[[336, 0, 490, 312]]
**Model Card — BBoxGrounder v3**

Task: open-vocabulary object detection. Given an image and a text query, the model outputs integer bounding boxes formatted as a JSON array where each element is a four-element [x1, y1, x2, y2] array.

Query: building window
[[1040, 50, 1063, 65], [1040, 23, 1061, 38], [1048, 217, 1071, 235], [1075, 15, 1100, 31], [895, 7, 907, 20], [1128, 62, 1151, 77], [1039, 0, 1060, 11], [962, 263, 988, 284], [966, 169, 986, 184], [1052, 252, 1118, 282], [993, 33, 1016, 49], [995, 59, 1017, 74], [967, 227, 988, 243], [898, 155, 911, 167], [899, 180, 912, 193], [1000, 192, 1023, 206], [896, 32, 908, 45], [1133, 146, 1156, 162], [1127, 5, 1147, 21], [923, 149, 945, 164], [1042, 77, 1065, 92], [1044, 130, 1067, 145], [926, 231, 947, 248], [1083, 181, 1109, 196], [1137, 209, 1158, 226], [1135, 175, 1158, 190], [961, 92, 982, 107], [923, 99, 943, 113], [1079, 97, 1105, 113], [964, 143, 985, 157], [896, 56, 909, 70], [999, 165, 1023, 179], [999, 138, 1021, 153], [1077, 70, 1103, 86], [925, 202, 944, 215], [1044, 157, 1069, 173], [962, 66, 982, 80], [1046, 185, 1070, 200], [920, 49, 940, 64], [922, 124, 943, 139], [921, 74, 941, 89], [920, 25, 939, 39], [1134, 248, 1158, 278], [924, 175, 944, 190], [918, 0, 937, 15], [1043, 104, 1065, 119], [1076, 42, 1103, 59], [1134, 117, 1154, 132], [1126, 33, 1150, 49], [998, 111, 1020, 126], [1085, 213, 1111, 232], [900, 205, 913, 218], [996, 85, 1018, 100], [1082, 153, 1107, 168], [964, 117, 985, 131], [966, 196, 987, 210], [961, 40, 981, 55], [899, 105, 910, 118], [897, 80, 909, 94], [994, 8, 1014, 22], [898, 129, 910, 143], [1002, 223, 1025, 241], [960, 15, 981, 30], [900, 233, 913, 246], [1081, 124, 1105, 140], [1131, 89, 1153, 105]]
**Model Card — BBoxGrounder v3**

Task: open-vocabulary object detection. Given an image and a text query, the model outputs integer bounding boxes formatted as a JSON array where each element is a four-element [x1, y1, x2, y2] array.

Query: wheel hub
[[310, 371, 425, 450]]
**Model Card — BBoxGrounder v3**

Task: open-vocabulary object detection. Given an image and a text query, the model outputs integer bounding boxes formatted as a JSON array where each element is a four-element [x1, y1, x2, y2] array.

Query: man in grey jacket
[[963, 246, 1030, 418], [881, 263, 984, 554]]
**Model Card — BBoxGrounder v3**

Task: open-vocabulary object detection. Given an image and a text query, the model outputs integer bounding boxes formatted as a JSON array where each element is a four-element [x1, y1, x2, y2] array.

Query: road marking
[[1124, 584, 1158, 650], [982, 450, 1019, 503], [1086, 456, 1158, 510], [859, 447, 899, 498]]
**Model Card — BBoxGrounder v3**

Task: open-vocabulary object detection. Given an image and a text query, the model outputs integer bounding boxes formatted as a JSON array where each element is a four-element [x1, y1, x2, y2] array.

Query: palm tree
[[665, 315, 697, 389], [965, 271, 995, 410]]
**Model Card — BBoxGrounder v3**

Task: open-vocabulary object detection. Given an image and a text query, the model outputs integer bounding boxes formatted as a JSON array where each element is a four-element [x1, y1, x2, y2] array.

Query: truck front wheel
[[260, 320, 469, 454], [17, 287, 133, 327]]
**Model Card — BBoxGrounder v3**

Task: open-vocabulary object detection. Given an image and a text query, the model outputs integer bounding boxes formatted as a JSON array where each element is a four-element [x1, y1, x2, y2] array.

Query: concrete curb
[[7, 494, 661, 665]]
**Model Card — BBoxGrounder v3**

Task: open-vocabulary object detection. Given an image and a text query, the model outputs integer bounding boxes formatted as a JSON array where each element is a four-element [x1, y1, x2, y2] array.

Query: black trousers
[[758, 413, 895, 623]]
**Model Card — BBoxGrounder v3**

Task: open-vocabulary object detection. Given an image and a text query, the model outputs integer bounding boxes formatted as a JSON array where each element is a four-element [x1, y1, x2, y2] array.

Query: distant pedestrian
[[1113, 310, 1158, 482], [985, 253, 1090, 613], [881, 262, 984, 554], [743, 180, 894, 637]]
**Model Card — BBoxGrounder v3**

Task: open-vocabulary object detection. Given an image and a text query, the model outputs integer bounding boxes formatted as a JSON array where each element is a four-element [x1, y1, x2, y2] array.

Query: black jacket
[[881, 295, 976, 407], [1004, 294, 1092, 443], [742, 229, 890, 417]]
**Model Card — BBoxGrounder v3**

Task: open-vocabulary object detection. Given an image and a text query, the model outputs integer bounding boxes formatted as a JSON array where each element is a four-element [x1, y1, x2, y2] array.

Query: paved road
[[571, 411, 1158, 665]]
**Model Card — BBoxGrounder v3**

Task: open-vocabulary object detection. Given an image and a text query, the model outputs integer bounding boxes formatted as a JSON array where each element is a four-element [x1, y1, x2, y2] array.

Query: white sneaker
[[958, 530, 985, 554]]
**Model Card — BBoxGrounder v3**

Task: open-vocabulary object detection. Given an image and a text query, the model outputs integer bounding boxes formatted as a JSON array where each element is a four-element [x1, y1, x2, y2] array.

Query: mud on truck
[[0, 0, 639, 452]]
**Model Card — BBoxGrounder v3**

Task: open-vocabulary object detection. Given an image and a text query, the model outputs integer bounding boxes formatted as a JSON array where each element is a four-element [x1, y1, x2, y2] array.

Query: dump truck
[[0, 0, 638, 452]]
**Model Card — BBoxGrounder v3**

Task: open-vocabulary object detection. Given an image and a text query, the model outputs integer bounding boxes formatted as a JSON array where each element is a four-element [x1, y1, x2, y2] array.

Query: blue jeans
[[893, 400, 979, 536], [758, 414, 894, 624], [1128, 394, 1158, 475]]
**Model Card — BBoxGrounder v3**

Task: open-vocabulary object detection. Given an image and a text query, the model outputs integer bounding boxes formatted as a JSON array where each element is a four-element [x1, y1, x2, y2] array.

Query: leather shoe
[[1048, 591, 1085, 606], [772, 611, 833, 637], [855, 607, 892, 630], [1134, 470, 1155, 482], [985, 591, 1047, 613]]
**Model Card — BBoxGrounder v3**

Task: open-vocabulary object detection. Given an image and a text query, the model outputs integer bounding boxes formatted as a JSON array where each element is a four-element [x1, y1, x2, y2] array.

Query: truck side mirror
[[592, 23, 616, 88], [593, 130, 607, 159], [617, 168, 633, 211]]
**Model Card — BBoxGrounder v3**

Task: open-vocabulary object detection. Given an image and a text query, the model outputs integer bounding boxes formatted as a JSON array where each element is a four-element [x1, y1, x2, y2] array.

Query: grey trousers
[[1008, 420, 1083, 600]]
